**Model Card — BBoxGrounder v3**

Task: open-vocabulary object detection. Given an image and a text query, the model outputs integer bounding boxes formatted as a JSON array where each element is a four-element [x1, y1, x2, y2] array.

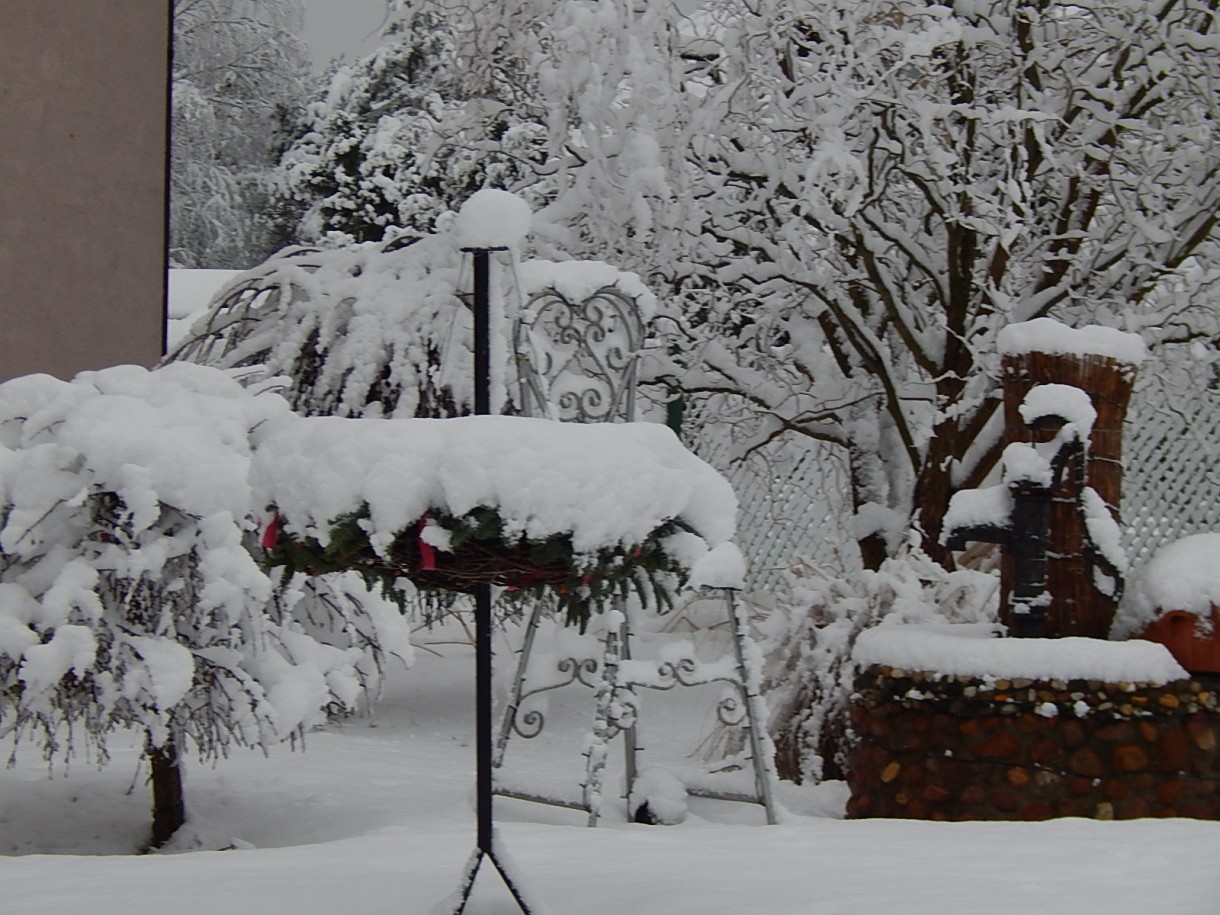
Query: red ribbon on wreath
[[260, 511, 280, 550], [417, 516, 438, 571]]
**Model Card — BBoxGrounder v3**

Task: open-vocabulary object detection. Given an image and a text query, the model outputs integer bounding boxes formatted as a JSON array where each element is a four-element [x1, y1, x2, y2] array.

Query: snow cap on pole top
[[455, 189, 533, 250]]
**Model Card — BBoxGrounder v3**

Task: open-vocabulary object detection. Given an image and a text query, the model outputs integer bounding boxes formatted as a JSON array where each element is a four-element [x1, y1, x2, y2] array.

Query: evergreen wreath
[[262, 504, 692, 628]]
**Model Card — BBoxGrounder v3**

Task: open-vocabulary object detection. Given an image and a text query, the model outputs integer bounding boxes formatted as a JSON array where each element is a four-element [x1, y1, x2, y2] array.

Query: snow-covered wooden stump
[[995, 320, 1144, 638]]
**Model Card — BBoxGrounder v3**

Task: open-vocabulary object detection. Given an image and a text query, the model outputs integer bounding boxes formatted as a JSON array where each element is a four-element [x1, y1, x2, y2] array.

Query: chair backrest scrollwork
[[513, 285, 646, 424]]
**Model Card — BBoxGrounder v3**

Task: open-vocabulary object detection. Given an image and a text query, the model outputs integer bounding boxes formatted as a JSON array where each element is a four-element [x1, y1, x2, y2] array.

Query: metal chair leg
[[582, 621, 623, 826], [494, 601, 547, 768], [725, 590, 779, 825]]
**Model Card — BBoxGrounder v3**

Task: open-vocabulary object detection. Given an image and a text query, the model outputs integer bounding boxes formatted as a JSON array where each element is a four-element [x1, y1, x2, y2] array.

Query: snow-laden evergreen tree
[[275, 3, 552, 244], [172, 0, 310, 267], [0, 364, 410, 848], [167, 234, 476, 418]]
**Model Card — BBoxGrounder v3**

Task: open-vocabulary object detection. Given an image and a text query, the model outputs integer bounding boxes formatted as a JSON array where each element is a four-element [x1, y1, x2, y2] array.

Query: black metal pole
[[1009, 483, 1050, 638], [450, 247, 535, 914], [472, 249, 492, 418], [473, 248, 494, 857]]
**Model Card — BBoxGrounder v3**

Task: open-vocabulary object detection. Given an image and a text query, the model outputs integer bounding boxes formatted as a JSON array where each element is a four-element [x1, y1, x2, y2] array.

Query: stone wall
[[847, 665, 1220, 820]]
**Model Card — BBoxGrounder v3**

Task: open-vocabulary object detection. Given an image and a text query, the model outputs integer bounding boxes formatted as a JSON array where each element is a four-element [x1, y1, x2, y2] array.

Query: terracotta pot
[[1139, 607, 1220, 674]]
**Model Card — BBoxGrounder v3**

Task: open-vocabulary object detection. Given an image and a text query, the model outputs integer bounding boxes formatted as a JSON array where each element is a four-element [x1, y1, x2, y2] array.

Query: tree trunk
[[147, 736, 186, 849], [912, 415, 963, 571]]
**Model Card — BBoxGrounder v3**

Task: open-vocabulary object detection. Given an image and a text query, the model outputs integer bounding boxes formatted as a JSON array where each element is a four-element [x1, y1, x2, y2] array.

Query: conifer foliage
[[0, 365, 409, 848], [276, 7, 551, 244]]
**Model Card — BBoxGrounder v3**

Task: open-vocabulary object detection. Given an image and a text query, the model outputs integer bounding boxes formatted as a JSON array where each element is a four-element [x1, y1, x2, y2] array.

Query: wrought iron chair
[[493, 277, 776, 826]]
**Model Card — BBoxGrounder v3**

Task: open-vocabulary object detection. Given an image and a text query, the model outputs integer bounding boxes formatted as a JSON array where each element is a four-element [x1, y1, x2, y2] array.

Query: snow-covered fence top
[[251, 414, 736, 558]]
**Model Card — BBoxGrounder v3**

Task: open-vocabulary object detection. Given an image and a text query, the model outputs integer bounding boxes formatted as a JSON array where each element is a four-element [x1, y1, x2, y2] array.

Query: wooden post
[[1000, 351, 1139, 638]]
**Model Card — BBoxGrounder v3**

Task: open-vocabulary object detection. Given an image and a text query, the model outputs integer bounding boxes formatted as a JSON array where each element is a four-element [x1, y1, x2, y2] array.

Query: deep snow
[[3, 615, 1219, 914]]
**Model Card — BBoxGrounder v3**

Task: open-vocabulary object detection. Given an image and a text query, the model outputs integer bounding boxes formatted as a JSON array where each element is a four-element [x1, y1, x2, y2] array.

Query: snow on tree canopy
[[1114, 533, 1220, 639], [854, 625, 1187, 685], [454, 189, 533, 250], [251, 415, 736, 558], [996, 318, 1147, 365]]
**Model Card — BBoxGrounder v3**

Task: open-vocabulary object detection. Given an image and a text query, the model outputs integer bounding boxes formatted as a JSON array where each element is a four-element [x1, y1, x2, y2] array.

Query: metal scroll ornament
[[514, 285, 645, 424]]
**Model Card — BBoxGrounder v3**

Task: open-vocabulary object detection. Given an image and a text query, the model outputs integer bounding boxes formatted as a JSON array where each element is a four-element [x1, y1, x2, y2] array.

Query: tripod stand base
[[438, 835, 546, 915]]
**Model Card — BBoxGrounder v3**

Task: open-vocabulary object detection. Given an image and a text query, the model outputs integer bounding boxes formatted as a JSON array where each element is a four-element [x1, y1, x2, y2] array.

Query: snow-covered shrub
[[765, 541, 998, 783], [166, 235, 477, 419], [166, 222, 661, 426], [0, 364, 410, 845]]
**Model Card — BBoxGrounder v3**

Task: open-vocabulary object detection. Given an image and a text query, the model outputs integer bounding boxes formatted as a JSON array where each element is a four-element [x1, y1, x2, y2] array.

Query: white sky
[[298, 0, 707, 72], [300, 0, 388, 71]]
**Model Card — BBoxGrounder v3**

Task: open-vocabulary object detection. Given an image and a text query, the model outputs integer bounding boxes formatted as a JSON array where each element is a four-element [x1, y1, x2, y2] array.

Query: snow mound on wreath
[[251, 414, 740, 619], [252, 414, 735, 553]]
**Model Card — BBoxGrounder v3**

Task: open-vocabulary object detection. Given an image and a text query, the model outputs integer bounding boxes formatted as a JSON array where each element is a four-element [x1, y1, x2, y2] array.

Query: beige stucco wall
[[0, 1, 169, 384]]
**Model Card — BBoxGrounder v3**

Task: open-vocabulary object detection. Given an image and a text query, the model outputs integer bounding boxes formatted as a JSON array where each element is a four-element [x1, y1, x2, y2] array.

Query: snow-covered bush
[[765, 542, 998, 784], [167, 235, 477, 419], [0, 364, 410, 846]]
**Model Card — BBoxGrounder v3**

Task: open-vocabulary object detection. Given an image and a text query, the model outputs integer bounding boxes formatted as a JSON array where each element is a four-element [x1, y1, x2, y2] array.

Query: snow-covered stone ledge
[[853, 626, 1187, 685], [847, 626, 1220, 822]]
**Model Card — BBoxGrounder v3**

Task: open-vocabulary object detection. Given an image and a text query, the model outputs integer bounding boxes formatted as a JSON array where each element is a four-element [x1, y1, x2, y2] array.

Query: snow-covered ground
[[3, 615, 1219, 915]]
